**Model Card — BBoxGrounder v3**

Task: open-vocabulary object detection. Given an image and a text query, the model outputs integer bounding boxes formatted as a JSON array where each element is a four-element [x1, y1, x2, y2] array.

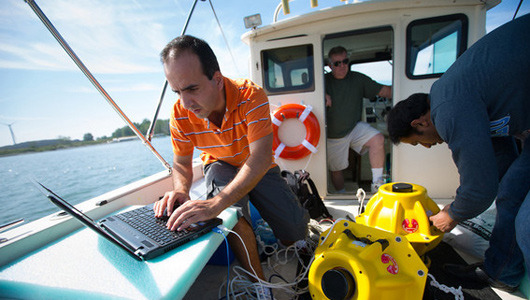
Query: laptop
[[35, 181, 223, 261]]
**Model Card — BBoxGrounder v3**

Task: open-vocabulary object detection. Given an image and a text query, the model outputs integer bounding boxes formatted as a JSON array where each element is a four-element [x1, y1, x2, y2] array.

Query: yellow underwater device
[[356, 182, 444, 257], [308, 220, 428, 300]]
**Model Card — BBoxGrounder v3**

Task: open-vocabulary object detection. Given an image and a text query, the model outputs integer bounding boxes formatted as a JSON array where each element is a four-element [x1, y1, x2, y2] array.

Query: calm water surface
[[0, 136, 179, 226]]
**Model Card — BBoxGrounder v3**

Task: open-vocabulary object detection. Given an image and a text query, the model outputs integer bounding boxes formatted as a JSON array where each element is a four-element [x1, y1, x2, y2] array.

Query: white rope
[[357, 188, 366, 216], [222, 231, 317, 299], [301, 152, 313, 172], [427, 274, 464, 300]]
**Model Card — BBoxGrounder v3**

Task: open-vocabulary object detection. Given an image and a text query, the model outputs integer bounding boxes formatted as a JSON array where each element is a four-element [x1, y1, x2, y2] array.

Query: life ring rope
[[271, 103, 320, 160]]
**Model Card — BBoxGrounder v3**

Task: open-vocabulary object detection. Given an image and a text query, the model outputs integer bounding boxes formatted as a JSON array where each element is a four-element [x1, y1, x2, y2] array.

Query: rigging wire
[[146, 0, 201, 142], [513, 0, 524, 20], [208, 0, 241, 75], [24, 0, 171, 171], [147, 0, 241, 142]]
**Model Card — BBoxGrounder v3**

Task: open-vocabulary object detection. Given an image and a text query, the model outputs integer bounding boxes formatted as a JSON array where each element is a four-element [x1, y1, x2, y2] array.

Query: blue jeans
[[484, 137, 530, 287]]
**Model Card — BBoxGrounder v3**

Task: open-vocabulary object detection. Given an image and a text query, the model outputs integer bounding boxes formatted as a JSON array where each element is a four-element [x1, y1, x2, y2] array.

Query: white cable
[[318, 218, 349, 246], [218, 225, 320, 299], [223, 229, 312, 297], [227, 234, 317, 299], [427, 274, 464, 300], [224, 228, 264, 283]]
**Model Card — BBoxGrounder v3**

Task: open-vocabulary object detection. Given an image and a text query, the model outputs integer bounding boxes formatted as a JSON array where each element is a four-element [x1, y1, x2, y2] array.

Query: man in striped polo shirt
[[154, 35, 309, 287]]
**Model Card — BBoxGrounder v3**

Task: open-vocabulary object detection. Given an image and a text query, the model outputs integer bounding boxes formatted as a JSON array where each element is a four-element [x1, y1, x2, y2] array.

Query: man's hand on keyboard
[[153, 190, 188, 219], [166, 199, 222, 232]]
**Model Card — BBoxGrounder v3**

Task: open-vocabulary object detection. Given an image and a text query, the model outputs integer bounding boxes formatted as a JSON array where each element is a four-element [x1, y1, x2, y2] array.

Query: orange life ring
[[271, 103, 320, 160]]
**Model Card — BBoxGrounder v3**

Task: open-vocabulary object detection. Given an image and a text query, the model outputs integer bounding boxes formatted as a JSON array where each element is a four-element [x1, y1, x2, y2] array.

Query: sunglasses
[[332, 58, 349, 67]]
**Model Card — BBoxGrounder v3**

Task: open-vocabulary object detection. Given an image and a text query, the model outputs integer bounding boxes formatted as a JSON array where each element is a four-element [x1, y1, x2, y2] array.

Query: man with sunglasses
[[325, 46, 392, 193]]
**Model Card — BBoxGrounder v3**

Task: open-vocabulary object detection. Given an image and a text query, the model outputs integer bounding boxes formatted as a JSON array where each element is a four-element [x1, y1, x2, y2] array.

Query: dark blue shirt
[[430, 13, 530, 221]]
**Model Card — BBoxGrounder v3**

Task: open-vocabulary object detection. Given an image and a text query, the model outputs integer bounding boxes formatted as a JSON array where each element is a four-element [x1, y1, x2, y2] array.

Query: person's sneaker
[[371, 180, 384, 193], [443, 263, 519, 293]]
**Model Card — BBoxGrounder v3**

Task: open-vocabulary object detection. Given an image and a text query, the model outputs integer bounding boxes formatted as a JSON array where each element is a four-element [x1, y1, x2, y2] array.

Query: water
[[0, 136, 182, 227]]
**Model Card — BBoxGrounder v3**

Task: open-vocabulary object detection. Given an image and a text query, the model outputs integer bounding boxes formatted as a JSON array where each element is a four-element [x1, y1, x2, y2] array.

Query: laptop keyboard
[[116, 206, 189, 246]]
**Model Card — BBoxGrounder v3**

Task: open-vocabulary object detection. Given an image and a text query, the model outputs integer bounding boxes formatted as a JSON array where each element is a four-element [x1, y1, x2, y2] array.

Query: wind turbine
[[0, 122, 17, 145]]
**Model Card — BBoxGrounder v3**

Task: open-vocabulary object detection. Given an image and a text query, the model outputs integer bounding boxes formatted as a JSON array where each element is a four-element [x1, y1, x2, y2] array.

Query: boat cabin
[[242, 0, 498, 199]]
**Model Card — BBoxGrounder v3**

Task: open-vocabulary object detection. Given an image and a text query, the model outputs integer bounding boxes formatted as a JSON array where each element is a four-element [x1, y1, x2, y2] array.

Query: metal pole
[[24, 0, 171, 171], [146, 0, 201, 141]]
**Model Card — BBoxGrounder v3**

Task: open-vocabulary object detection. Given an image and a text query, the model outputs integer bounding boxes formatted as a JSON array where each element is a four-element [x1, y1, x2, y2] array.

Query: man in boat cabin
[[154, 35, 309, 288], [325, 46, 392, 193], [387, 14, 530, 293]]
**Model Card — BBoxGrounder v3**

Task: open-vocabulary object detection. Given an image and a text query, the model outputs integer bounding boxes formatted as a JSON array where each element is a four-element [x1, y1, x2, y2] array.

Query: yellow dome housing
[[308, 220, 428, 300], [356, 182, 443, 256]]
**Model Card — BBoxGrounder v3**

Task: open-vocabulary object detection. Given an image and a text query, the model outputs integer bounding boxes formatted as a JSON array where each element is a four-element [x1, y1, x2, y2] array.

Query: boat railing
[[0, 219, 24, 235]]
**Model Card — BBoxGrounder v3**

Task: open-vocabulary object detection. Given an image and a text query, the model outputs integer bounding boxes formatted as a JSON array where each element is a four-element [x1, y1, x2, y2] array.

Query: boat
[[1, 0, 528, 299]]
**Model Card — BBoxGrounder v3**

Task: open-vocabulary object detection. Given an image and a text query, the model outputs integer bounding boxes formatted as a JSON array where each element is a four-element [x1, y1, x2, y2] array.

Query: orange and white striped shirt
[[170, 77, 275, 168]]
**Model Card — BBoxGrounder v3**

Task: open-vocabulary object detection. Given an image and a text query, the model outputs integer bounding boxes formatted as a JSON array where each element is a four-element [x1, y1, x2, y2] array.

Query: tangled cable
[[214, 225, 318, 299]]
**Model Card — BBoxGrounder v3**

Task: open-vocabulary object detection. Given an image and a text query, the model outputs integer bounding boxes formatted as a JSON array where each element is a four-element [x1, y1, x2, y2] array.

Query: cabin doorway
[[323, 26, 393, 195]]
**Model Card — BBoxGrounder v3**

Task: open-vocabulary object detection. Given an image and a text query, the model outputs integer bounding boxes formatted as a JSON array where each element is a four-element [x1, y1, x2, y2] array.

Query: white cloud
[[0, 0, 183, 74], [72, 82, 161, 94]]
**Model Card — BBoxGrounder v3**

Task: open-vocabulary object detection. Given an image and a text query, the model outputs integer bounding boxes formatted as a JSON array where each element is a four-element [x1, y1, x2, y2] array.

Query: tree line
[[1, 119, 171, 156], [83, 119, 170, 141]]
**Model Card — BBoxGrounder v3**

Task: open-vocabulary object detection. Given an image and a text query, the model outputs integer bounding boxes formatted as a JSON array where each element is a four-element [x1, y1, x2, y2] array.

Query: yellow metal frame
[[356, 182, 443, 256], [308, 220, 427, 299]]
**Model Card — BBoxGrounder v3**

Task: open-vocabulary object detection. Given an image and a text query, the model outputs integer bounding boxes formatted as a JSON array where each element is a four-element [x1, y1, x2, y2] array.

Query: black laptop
[[36, 181, 223, 261]]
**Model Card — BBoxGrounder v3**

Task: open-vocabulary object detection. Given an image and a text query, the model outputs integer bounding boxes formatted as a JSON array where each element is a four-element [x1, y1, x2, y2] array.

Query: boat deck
[[185, 200, 529, 300], [0, 206, 239, 300]]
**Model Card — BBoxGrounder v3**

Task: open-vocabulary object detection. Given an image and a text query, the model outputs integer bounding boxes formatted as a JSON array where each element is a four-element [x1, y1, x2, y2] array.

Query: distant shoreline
[[0, 139, 109, 157], [0, 135, 169, 157], [0, 119, 171, 157]]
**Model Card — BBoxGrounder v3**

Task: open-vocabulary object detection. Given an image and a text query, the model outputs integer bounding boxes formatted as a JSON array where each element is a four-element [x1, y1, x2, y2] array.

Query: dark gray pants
[[204, 161, 309, 241]]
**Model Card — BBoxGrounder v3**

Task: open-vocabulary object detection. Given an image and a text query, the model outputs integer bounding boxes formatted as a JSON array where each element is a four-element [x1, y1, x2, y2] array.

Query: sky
[[0, 0, 528, 147]]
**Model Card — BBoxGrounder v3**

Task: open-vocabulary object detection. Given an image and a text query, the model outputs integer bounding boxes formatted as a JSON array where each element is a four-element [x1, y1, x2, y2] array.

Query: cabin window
[[261, 44, 315, 94], [406, 14, 468, 79]]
